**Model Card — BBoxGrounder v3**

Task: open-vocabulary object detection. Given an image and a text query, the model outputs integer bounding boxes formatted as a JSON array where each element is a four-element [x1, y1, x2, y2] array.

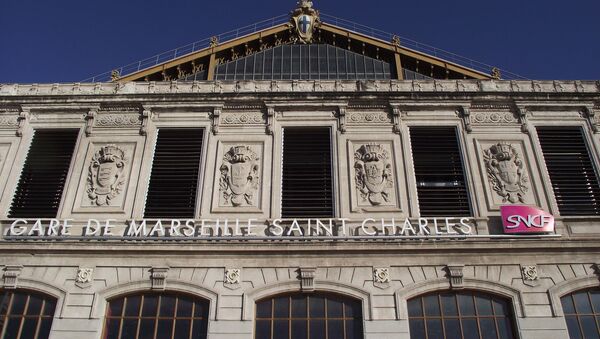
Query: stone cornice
[[0, 80, 598, 97]]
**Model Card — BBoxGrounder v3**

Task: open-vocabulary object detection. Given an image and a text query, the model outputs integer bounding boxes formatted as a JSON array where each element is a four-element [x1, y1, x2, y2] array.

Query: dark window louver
[[144, 129, 204, 218], [282, 128, 334, 218], [537, 127, 600, 216], [9, 130, 78, 218], [410, 127, 471, 217]]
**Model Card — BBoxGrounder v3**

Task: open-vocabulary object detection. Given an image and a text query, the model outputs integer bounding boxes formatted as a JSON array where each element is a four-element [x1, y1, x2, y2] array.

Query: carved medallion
[[220, 146, 260, 206], [290, 1, 320, 44], [354, 144, 393, 205], [484, 143, 529, 203], [224, 269, 241, 285], [373, 268, 390, 284], [76, 268, 93, 284], [87, 145, 126, 206]]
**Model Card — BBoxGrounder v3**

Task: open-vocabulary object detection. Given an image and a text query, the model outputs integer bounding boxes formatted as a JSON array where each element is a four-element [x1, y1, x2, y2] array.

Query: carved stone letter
[[354, 144, 394, 206], [220, 146, 260, 207], [87, 145, 127, 206], [483, 143, 529, 204]]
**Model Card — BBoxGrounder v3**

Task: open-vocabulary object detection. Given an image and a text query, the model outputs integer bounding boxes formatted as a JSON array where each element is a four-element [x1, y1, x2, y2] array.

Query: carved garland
[[483, 143, 529, 203], [87, 145, 127, 206], [219, 146, 260, 206], [354, 144, 393, 205]]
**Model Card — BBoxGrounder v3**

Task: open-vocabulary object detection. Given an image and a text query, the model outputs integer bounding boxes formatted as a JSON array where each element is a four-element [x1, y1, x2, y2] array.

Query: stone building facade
[[0, 3, 599, 339]]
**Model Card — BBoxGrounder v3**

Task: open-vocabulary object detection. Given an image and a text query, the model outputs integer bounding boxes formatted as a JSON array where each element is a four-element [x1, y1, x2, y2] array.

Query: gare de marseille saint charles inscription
[[6, 217, 476, 239], [5, 206, 555, 239]]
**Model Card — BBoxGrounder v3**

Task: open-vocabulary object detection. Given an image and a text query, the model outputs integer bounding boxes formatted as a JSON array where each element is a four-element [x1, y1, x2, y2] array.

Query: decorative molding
[[389, 104, 403, 134], [85, 108, 97, 136], [483, 143, 529, 204], [446, 265, 464, 289], [211, 107, 221, 135], [151, 267, 169, 290], [458, 106, 472, 133], [219, 146, 260, 207], [87, 145, 127, 206], [515, 105, 529, 133], [0, 106, 20, 131], [221, 112, 264, 125], [140, 109, 150, 136], [583, 105, 599, 133], [521, 265, 539, 287], [354, 144, 394, 206], [266, 106, 275, 135], [348, 112, 389, 124], [3, 265, 23, 289], [299, 267, 316, 292], [337, 105, 347, 133], [16, 108, 28, 137], [224, 269, 241, 285]]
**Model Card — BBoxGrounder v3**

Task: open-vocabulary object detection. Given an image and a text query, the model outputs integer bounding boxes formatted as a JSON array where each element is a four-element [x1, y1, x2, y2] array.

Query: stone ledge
[[0, 80, 598, 96]]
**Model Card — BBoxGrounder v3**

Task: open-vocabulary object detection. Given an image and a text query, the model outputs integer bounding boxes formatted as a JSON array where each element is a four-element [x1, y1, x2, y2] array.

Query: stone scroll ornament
[[219, 146, 260, 206], [354, 144, 394, 205], [484, 143, 529, 203], [87, 145, 126, 206]]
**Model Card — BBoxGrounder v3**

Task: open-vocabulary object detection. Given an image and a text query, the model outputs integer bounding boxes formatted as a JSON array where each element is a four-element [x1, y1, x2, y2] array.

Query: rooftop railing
[[82, 12, 527, 82]]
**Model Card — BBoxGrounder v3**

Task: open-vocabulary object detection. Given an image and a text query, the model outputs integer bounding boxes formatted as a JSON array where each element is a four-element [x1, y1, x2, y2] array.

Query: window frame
[[253, 292, 365, 339], [0, 289, 58, 339], [102, 291, 210, 339]]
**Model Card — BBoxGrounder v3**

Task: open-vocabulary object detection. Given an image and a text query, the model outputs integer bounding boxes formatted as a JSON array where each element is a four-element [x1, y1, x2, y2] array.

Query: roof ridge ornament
[[290, 0, 320, 44]]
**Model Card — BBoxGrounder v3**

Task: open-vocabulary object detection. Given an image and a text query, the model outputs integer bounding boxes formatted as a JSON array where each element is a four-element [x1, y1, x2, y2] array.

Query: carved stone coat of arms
[[220, 146, 260, 206], [87, 145, 126, 206], [354, 144, 394, 205], [483, 143, 529, 203]]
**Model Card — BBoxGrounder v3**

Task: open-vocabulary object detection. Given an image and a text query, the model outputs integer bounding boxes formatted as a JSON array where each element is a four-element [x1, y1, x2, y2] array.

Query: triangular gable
[[115, 3, 492, 82]]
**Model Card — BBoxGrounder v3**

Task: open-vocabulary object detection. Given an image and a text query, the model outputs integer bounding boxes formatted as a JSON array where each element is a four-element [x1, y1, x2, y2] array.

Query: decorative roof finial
[[491, 67, 501, 80], [297, 0, 313, 9]]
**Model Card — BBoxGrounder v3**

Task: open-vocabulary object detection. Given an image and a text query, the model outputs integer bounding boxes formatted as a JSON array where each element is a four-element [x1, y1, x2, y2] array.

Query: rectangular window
[[536, 126, 600, 216], [410, 127, 471, 216], [281, 127, 334, 218], [144, 129, 204, 218], [9, 129, 79, 218]]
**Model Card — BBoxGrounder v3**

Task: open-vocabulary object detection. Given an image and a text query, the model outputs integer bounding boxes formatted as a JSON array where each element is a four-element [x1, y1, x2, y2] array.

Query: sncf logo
[[501, 205, 554, 234]]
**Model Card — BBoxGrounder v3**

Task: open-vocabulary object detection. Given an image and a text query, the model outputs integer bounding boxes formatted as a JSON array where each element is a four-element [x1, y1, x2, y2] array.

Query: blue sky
[[1, 0, 599, 83]]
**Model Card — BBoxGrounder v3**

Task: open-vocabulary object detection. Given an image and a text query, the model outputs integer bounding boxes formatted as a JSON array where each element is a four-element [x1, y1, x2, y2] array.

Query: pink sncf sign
[[501, 205, 555, 234]]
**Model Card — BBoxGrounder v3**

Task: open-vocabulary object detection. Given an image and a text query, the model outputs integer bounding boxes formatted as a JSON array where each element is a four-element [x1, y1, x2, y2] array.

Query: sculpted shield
[[290, 0, 320, 44], [220, 146, 260, 206], [87, 145, 126, 206], [354, 144, 393, 205], [484, 143, 529, 203]]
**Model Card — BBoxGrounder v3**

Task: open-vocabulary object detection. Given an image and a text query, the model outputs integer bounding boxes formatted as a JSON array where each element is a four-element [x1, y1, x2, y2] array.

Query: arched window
[[561, 287, 600, 339], [0, 289, 57, 339], [103, 292, 209, 339], [408, 290, 517, 339], [255, 292, 364, 339]]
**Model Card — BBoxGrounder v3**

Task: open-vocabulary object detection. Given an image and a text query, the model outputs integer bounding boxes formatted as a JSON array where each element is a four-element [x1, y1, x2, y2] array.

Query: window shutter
[[281, 127, 334, 218], [144, 129, 204, 218], [537, 127, 600, 216], [410, 127, 471, 216], [9, 129, 79, 218]]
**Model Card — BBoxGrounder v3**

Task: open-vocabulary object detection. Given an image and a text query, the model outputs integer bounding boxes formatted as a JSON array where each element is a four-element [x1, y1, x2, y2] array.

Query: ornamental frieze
[[219, 146, 260, 207], [354, 144, 394, 206], [472, 111, 518, 125], [95, 114, 141, 127], [484, 143, 529, 204], [221, 112, 264, 125], [87, 145, 127, 206], [348, 112, 389, 124]]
